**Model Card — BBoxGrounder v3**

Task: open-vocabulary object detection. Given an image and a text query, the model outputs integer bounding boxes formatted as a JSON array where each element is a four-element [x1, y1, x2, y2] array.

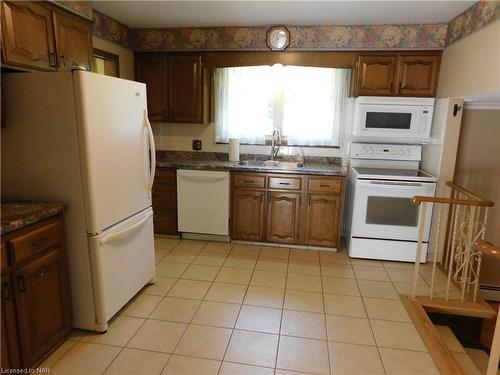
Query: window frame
[[213, 65, 350, 148]]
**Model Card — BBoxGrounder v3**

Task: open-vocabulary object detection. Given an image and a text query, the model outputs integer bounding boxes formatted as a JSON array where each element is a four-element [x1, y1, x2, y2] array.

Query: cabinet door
[[152, 186, 178, 234], [136, 56, 168, 122], [1, 274, 20, 369], [1, 1, 56, 70], [168, 55, 204, 123], [232, 189, 265, 241], [266, 192, 301, 244], [52, 10, 92, 70], [152, 168, 177, 234], [355, 55, 397, 96], [13, 249, 71, 368], [305, 194, 340, 247], [397, 55, 440, 97]]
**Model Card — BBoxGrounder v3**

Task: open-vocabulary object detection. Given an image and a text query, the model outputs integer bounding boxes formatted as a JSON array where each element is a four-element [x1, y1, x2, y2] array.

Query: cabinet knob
[[49, 53, 57, 68]]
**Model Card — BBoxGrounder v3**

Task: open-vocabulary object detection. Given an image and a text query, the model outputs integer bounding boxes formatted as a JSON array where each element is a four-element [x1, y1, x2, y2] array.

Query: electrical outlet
[[192, 139, 202, 151]]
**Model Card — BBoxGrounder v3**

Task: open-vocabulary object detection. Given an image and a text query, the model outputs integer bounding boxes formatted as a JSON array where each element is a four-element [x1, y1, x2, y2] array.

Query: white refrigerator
[[2, 70, 157, 332]]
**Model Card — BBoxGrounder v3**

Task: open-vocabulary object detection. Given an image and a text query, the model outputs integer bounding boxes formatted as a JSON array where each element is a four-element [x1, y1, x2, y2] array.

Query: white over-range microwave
[[352, 97, 435, 142]]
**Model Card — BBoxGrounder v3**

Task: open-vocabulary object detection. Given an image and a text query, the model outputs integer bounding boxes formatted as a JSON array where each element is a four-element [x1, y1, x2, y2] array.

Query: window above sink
[[214, 65, 351, 147]]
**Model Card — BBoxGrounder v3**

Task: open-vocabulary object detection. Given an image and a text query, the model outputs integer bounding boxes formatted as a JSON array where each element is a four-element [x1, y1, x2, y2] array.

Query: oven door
[[351, 179, 435, 241], [354, 104, 432, 140]]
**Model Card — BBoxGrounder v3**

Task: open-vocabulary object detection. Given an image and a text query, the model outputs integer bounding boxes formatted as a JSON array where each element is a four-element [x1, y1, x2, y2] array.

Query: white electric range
[[345, 143, 437, 262]]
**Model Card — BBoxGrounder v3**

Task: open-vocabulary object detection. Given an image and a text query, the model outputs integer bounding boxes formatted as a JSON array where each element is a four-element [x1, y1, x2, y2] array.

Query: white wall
[[437, 21, 500, 98], [92, 36, 134, 81]]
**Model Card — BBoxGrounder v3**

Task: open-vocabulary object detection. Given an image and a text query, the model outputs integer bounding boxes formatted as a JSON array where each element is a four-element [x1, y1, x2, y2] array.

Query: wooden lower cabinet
[[152, 168, 178, 234], [266, 192, 302, 244], [1, 274, 20, 369], [1, 215, 71, 369], [305, 194, 341, 247], [13, 249, 71, 367], [231, 172, 344, 247], [232, 189, 265, 241]]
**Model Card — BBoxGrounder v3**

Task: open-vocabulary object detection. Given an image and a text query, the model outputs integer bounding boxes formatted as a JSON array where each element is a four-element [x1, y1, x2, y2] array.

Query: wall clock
[[267, 26, 290, 51]]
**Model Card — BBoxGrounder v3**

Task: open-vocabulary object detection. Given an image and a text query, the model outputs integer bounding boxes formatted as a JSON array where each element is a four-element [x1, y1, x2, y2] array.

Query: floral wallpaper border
[[446, 0, 500, 46], [131, 24, 448, 51], [93, 10, 131, 49], [90, 0, 500, 51]]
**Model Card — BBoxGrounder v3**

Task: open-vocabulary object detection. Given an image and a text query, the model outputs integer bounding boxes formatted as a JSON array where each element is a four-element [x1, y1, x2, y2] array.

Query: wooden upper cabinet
[[1, 1, 56, 70], [355, 55, 397, 96], [305, 194, 340, 247], [13, 248, 71, 368], [136, 56, 168, 122], [396, 55, 440, 97], [266, 192, 301, 244], [232, 189, 265, 241], [168, 55, 204, 123], [52, 9, 92, 70], [1, 274, 20, 369]]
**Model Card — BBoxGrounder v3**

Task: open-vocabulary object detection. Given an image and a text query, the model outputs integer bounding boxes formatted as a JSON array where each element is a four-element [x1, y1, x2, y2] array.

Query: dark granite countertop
[[157, 151, 347, 177], [1, 202, 65, 235]]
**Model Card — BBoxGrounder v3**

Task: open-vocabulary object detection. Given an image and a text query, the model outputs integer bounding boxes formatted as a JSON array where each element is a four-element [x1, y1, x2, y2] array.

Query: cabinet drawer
[[269, 176, 302, 190], [6, 221, 63, 265], [308, 177, 342, 193], [233, 174, 265, 188]]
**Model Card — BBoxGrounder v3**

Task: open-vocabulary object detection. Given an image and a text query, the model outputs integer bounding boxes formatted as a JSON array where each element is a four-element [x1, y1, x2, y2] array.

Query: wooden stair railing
[[411, 181, 494, 303], [408, 181, 498, 374]]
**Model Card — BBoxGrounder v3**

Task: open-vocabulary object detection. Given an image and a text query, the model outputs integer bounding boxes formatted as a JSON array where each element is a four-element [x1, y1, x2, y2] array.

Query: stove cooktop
[[351, 167, 437, 182]]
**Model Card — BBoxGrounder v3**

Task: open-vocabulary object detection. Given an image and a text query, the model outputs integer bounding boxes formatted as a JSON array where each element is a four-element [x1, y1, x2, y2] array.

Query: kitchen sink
[[237, 160, 267, 166], [237, 160, 303, 169]]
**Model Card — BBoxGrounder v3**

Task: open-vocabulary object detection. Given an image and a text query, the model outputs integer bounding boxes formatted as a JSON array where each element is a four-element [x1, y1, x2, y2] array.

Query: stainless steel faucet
[[270, 128, 281, 161]]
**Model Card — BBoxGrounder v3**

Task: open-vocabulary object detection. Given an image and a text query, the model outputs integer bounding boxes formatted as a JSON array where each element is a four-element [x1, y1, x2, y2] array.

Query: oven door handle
[[370, 181, 422, 186], [356, 180, 435, 189]]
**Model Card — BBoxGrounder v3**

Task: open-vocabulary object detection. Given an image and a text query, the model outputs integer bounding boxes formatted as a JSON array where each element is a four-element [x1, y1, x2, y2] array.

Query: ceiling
[[91, 1, 475, 29]]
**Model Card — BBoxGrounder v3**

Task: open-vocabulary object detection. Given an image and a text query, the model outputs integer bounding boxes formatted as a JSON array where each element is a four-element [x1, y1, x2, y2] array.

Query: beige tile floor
[[40, 238, 446, 375]]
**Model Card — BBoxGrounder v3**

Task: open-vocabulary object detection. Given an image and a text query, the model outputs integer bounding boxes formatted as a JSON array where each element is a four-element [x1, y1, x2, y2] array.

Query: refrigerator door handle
[[144, 110, 156, 191], [99, 211, 153, 246]]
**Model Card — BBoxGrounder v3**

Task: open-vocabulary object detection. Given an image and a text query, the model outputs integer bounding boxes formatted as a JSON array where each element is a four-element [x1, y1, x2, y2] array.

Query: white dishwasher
[[177, 169, 230, 237]]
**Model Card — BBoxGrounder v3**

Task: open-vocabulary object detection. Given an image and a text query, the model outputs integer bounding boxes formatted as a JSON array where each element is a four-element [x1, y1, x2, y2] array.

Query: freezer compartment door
[[73, 71, 155, 233], [89, 208, 155, 330]]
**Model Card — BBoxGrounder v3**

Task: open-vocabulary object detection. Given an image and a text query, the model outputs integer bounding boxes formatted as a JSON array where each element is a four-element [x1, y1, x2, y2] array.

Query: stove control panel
[[350, 143, 422, 161]]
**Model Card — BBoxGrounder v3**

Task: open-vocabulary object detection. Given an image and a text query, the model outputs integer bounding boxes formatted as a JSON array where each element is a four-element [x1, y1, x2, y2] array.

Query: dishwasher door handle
[[177, 170, 229, 183]]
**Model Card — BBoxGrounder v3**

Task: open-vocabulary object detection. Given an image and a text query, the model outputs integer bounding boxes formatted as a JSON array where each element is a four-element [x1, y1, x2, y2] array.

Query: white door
[[88, 208, 155, 331], [352, 180, 436, 241], [73, 71, 155, 234]]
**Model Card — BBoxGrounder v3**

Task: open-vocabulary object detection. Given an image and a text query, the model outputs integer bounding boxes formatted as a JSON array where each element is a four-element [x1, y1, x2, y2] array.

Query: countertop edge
[[156, 161, 347, 177], [1, 203, 65, 236]]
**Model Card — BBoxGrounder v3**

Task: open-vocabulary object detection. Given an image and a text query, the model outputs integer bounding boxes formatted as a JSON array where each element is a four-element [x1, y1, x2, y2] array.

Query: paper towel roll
[[229, 138, 240, 162]]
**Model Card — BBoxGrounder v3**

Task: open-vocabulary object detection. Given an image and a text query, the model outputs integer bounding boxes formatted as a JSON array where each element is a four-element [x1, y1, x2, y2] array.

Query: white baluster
[[412, 202, 427, 299], [430, 204, 442, 300]]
